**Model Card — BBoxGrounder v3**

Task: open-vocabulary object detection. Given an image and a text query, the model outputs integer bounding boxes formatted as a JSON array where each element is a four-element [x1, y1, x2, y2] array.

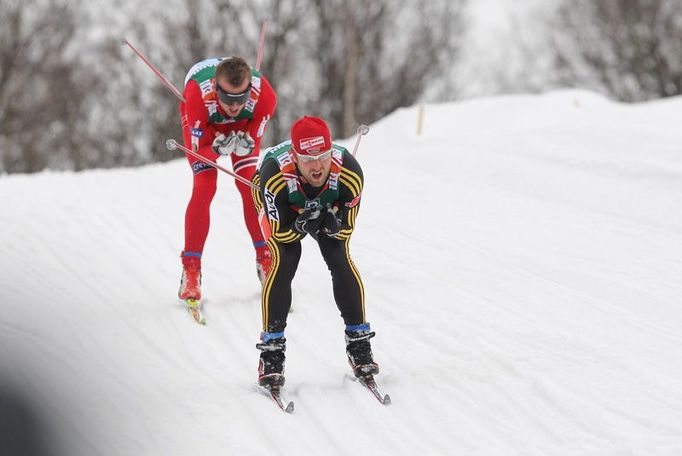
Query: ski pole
[[351, 124, 370, 157], [255, 15, 271, 71], [123, 39, 186, 103], [166, 139, 259, 190]]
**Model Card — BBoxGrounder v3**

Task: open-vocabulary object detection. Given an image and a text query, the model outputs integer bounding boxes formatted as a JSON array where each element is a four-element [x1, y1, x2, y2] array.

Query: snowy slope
[[1, 90, 682, 456]]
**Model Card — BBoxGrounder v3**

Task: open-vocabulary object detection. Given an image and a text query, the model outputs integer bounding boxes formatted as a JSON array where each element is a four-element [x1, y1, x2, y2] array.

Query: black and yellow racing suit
[[252, 143, 365, 334]]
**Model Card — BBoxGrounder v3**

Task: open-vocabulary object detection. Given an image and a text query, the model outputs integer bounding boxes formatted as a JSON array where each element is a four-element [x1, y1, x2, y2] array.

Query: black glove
[[320, 204, 342, 237], [294, 205, 324, 236]]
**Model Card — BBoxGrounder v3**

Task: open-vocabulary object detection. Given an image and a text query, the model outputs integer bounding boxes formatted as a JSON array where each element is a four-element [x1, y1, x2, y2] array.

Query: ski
[[184, 298, 206, 325], [352, 374, 391, 405], [256, 384, 294, 413]]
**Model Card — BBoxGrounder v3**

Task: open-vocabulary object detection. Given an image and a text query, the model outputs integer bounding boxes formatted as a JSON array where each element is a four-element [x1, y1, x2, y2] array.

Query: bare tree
[[0, 0, 98, 173], [307, 0, 463, 138], [1, 0, 465, 173], [550, 0, 682, 101]]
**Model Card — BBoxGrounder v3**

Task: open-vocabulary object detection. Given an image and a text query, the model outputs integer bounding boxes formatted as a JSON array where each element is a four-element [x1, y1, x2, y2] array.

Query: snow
[[2, 90, 682, 455]]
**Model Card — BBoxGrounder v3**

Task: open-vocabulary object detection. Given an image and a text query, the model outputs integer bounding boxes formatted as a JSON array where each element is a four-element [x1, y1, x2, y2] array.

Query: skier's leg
[[179, 162, 217, 300], [232, 153, 270, 278], [261, 240, 302, 333], [316, 235, 365, 325], [257, 239, 302, 386], [317, 235, 378, 377]]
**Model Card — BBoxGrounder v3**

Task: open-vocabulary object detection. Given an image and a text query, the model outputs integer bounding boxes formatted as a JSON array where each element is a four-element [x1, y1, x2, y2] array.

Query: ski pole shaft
[[166, 139, 259, 190], [351, 125, 370, 157], [123, 39, 186, 103], [255, 15, 271, 71]]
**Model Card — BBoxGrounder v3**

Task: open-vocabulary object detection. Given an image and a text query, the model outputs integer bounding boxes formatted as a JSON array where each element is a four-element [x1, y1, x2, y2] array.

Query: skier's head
[[290, 116, 333, 187], [215, 56, 251, 117]]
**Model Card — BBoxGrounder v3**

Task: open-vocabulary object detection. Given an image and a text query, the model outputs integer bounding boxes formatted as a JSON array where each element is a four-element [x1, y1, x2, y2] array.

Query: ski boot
[[345, 324, 379, 378], [257, 333, 286, 387], [179, 254, 204, 324], [178, 255, 202, 301]]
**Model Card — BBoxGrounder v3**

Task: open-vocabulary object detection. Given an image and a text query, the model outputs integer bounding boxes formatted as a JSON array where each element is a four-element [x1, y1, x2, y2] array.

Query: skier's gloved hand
[[320, 204, 342, 237], [234, 131, 255, 157], [212, 131, 237, 155], [294, 206, 324, 236]]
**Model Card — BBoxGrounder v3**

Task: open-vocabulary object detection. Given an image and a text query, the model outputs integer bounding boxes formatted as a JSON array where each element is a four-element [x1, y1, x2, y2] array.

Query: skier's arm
[[181, 80, 219, 160], [329, 151, 364, 241], [258, 159, 303, 243]]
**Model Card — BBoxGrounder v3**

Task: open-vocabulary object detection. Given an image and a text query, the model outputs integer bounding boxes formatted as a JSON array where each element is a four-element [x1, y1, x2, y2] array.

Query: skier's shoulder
[[184, 57, 221, 86], [335, 145, 362, 178], [259, 140, 293, 181], [263, 140, 293, 163], [259, 158, 280, 182], [252, 72, 276, 113]]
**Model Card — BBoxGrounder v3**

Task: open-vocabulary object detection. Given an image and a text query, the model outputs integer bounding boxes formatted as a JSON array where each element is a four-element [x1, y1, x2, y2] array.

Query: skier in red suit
[[178, 56, 277, 303]]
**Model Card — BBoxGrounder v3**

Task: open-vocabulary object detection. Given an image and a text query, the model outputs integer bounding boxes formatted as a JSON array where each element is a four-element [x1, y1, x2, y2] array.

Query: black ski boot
[[345, 324, 379, 378], [257, 335, 286, 387]]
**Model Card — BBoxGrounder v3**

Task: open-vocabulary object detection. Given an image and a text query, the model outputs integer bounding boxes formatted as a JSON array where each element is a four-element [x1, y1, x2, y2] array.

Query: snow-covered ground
[[1, 90, 682, 455]]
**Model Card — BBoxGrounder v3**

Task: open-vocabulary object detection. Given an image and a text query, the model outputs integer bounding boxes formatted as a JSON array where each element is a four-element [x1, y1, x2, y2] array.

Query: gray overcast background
[[1, 0, 681, 173]]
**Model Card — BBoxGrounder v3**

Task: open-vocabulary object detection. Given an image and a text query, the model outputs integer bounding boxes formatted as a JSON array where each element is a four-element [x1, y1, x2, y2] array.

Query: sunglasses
[[216, 83, 251, 105], [295, 149, 332, 163]]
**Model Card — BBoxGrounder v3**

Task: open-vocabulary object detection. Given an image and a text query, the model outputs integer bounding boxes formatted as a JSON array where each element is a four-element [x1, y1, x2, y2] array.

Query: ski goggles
[[216, 83, 251, 105], [295, 149, 332, 163]]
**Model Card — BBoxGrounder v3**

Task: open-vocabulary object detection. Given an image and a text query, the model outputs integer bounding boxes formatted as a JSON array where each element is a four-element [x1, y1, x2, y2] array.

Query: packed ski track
[[1, 91, 682, 455]]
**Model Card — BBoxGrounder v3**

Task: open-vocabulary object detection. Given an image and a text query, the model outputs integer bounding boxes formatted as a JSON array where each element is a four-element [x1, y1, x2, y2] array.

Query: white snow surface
[[1, 90, 682, 455]]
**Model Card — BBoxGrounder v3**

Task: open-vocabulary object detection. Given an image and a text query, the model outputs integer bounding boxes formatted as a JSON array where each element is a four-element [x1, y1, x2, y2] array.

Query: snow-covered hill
[[1, 91, 681, 456]]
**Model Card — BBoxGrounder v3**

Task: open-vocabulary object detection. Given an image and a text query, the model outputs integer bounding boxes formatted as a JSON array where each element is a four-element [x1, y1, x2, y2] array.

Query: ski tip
[[261, 385, 295, 413], [184, 299, 206, 325], [190, 314, 206, 325], [382, 394, 392, 405], [192, 310, 206, 325], [285, 401, 295, 413]]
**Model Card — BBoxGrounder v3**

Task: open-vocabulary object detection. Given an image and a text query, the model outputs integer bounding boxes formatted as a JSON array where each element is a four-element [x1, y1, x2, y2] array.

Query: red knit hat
[[290, 116, 332, 155]]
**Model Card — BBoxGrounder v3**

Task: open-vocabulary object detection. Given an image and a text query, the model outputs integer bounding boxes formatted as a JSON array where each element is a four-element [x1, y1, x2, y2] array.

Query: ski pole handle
[[351, 124, 370, 157], [166, 139, 259, 190]]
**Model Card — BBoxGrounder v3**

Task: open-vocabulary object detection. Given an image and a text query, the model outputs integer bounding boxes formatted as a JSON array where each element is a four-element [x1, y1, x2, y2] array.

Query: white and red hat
[[290, 116, 331, 156]]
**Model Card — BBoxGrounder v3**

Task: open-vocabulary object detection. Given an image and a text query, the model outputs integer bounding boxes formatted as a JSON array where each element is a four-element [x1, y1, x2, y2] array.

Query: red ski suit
[[179, 69, 276, 265]]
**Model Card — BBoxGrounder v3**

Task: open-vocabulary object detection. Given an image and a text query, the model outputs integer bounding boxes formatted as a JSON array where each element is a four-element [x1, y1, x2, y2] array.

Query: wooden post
[[417, 105, 425, 136]]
